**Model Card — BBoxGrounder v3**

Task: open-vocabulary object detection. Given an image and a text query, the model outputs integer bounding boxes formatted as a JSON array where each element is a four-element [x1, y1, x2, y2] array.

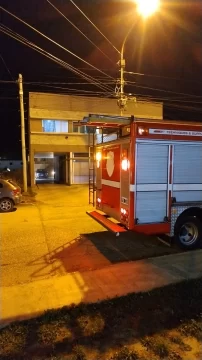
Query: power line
[[0, 24, 112, 93], [0, 80, 16, 83], [1, 7, 115, 84], [125, 71, 202, 85], [0, 97, 20, 100], [126, 82, 202, 99], [46, 0, 114, 64], [69, 0, 120, 54], [0, 53, 14, 80], [24, 82, 114, 95]]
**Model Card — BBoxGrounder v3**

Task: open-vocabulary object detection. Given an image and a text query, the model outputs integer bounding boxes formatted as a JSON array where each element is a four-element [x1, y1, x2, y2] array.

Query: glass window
[[80, 126, 87, 134], [42, 120, 68, 133], [73, 122, 87, 133], [73, 122, 79, 133]]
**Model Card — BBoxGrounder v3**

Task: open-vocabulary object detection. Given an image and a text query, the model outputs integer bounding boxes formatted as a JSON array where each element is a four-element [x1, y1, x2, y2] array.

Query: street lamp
[[117, 0, 160, 110]]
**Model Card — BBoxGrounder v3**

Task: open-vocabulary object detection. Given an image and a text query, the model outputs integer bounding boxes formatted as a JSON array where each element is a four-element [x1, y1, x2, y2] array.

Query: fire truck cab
[[83, 114, 202, 250]]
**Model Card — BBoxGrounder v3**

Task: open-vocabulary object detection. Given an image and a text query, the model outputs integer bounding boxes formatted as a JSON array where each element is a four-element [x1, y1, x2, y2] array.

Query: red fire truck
[[82, 114, 202, 250]]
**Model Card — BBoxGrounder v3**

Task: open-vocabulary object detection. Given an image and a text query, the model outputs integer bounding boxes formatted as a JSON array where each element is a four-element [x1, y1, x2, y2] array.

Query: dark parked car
[[0, 179, 22, 212], [35, 169, 49, 179]]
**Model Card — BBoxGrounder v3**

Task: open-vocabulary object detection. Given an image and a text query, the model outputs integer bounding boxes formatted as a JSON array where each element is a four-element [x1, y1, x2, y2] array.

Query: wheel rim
[[0, 200, 12, 211], [179, 222, 198, 246]]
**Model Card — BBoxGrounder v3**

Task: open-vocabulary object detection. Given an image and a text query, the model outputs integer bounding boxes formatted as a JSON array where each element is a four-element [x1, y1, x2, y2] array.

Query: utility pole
[[18, 74, 27, 193], [118, 50, 127, 114], [117, 25, 135, 113]]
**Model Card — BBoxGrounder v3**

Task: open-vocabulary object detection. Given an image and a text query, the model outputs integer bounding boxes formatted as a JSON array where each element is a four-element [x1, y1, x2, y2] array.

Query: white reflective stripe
[[173, 184, 202, 191], [102, 179, 120, 188], [130, 185, 135, 192], [137, 184, 167, 191], [130, 184, 172, 192]]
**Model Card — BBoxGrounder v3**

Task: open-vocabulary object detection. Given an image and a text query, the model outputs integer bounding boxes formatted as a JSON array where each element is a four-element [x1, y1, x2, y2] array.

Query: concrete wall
[[30, 133, 89, 147], [30, 119, 43, 132], [29, 92, 163, 121]]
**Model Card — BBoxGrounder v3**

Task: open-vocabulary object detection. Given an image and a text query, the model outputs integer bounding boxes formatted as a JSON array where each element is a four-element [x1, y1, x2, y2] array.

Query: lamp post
[[117, 0, 160, 111]]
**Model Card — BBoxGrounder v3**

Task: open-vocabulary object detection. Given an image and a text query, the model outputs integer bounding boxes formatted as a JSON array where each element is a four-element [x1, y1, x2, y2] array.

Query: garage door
[[173, 144, 202, 202], [135, 143, 169, 224]]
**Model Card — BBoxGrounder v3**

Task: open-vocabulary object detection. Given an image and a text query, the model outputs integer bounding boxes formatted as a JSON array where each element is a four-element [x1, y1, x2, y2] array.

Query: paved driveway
[[0, 185, 179, 287]]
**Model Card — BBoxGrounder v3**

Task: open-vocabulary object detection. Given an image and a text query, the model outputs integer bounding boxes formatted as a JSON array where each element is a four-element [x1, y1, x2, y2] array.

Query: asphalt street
[[0, 185, 178, 287]]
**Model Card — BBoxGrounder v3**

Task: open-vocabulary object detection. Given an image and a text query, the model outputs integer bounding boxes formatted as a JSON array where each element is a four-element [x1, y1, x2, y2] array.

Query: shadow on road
[[0, 207, 17, 214], [27, 231, 180, 280]]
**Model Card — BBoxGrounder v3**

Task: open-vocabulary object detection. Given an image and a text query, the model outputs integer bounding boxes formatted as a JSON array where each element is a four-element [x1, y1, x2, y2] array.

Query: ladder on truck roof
[[80, 114, 132, 127]]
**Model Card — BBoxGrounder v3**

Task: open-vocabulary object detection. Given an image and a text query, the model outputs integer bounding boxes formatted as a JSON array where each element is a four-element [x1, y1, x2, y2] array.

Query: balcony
[[30, 132, 90, 153]]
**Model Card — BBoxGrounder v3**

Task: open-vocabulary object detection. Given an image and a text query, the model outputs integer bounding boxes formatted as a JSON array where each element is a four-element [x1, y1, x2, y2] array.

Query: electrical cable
[[46, 0, 114, 64], [0, 24, 112, 93], [126, 82, 202, 99], [0, 6, 115, 84], [69, 0, 120, 54], [0, 53, 14, 80], [125, 71, 202, 85], [24, 82, 114, 96]]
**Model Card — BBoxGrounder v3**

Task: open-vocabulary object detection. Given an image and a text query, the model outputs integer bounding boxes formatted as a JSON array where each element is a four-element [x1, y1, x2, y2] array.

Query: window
[[73, 122, 87, 133], [80, 126, 87, 134], [73, 122, 79, 133], [42, 120, 68, 133]]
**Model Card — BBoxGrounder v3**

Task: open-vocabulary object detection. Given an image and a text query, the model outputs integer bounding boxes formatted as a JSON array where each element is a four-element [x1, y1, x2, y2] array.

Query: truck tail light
[[97, 198, 102, 207], [121, 208, 129, 222], [96, 152, 102, 168], [121, 159, 130, 171]]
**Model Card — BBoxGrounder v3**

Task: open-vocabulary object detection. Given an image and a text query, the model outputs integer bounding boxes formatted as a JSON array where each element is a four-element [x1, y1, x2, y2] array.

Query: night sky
[[0, 0, 202, 158]]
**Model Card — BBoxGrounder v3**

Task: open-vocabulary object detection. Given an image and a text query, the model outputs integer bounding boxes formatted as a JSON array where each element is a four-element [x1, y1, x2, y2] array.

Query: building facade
[[29, 92, 163, 187]]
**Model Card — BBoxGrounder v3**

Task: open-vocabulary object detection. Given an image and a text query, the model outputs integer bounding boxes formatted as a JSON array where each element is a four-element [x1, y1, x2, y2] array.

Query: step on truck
[[80, 114, 202, 250]]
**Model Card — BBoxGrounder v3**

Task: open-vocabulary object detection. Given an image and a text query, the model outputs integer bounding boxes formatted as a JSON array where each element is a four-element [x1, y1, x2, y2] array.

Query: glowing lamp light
[[135, 0, 160, 18], [121, 159, 130, 171], [138, 127, 145, 135], [138, 127, 148, 136], [96, 151, 102, 168], [97, 198, 101, 204], [96, 152, 102, 162]]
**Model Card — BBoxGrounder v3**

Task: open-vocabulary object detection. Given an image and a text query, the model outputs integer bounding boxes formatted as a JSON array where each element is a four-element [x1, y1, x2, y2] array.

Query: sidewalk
[[1, 249, 202, 327]]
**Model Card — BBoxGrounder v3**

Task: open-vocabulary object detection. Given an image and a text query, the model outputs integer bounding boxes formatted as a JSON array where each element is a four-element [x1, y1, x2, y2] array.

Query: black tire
[[0, 198, 14, 213], [174, 215, 202, 249]]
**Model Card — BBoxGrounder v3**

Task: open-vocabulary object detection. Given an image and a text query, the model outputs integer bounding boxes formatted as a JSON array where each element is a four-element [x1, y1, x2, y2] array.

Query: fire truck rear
[[83, 114, 202, 250]]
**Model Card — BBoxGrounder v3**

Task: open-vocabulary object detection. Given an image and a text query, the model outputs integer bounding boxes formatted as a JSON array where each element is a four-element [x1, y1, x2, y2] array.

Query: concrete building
[[29, 92, 163, 187]]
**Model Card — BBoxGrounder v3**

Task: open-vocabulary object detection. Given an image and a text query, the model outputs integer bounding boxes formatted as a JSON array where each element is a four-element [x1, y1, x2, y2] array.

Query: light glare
[[135, 0, 160, 18]]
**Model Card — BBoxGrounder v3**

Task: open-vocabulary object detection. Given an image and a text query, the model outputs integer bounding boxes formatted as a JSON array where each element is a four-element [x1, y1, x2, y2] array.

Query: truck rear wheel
[[174, 215, 202, 249]]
